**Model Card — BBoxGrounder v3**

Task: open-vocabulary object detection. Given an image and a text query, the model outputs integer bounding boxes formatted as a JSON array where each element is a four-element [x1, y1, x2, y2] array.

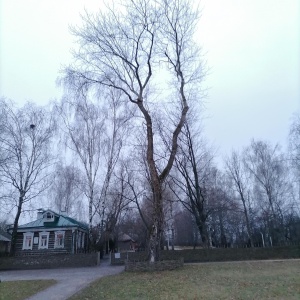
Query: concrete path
[[0, 259, 124, 300]]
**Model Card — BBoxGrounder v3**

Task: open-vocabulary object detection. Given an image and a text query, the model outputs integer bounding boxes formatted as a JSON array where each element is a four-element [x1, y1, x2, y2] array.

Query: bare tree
[[289, 114, 300, 170], [56, 91, 129, 244], [289, 114, 300, 209], [49, 162, 83, 218], [169, 121, 214, 247], [243, 140, 291, 243], [63, 0, 202, 262], [0, 99, 55, 255], [93, 90, 132, 228], [98, 164, 133, 253], [225, 150, 254, 247], [56, 94, 106, 242]]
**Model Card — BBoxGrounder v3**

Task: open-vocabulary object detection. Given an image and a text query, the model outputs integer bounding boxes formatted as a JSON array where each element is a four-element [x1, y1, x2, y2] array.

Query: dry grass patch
[[0, 280, 56, 300], [70, 260, 300, 300]]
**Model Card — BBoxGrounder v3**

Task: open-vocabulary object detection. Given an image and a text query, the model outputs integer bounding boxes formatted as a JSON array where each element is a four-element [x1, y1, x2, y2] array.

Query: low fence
[[111, 245, 300, 265], [0, 252, 100, 270]]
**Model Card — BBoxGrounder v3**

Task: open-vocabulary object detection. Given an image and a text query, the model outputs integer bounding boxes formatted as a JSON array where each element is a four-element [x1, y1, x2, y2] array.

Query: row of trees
[[1, 0, 299, 260], [1, 97, 300, 255]]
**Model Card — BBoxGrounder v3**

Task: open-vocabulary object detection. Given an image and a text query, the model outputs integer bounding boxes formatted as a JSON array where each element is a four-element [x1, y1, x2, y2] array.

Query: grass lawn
[[70, 260, 300, 300], [0, 280, 56, 300]]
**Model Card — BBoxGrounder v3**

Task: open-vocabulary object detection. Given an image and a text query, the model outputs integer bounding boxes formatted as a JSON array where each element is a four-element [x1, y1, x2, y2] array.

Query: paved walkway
[[0, 259, 124, 300]]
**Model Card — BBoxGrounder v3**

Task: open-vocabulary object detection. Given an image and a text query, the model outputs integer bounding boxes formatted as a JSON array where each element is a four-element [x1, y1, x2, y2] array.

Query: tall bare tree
[[63, 0, 202, 262], [289, 114, 300, 170], [169, 121, 214, 247], [243, 140, 290, 243], [93, 90, 132, 227], [289, 114, 300, 208], [56, 94, 106, 242], [0, 99, 55, 255], [56, 91, 129, 244], [225, 150, 254, 247]]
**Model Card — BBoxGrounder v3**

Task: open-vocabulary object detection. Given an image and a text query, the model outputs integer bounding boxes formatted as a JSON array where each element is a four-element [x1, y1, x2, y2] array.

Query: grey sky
[[1, 0, 299, 159]]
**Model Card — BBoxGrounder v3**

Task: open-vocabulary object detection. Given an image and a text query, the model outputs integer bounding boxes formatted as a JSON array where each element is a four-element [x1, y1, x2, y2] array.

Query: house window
[[38, 232, 50, 249], [44, 212, 54, 222], [22, 232, 34, 250], [54, 231, 65, 248]]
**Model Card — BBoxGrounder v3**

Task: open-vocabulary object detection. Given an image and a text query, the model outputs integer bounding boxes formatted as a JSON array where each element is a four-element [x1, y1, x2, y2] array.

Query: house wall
[[14, 229, 88, 256], [0, 241, 10, 254], [118, 241, 134, 252]]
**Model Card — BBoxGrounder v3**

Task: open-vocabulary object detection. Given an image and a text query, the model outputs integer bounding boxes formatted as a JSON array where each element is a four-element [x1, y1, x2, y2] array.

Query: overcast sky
[[1, 0, 299, 159]]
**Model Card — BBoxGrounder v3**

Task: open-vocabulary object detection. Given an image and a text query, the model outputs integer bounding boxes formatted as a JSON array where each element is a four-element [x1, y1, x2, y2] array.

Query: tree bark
[[9, 196, 23, 256]]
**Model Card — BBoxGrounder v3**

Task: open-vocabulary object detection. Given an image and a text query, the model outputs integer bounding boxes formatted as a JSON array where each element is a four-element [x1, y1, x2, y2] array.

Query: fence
[[111, 245, 300, 265], [0, 252, 100, 270]]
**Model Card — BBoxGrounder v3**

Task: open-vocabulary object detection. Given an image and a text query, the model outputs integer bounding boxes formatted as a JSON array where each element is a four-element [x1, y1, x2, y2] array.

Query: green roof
[[18, 210, 88, 231]]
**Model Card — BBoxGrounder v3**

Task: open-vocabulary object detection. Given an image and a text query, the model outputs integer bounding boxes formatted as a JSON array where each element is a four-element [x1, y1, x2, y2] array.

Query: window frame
[[22, 232, 34, 250], [38, 231, 50, 249], [44, 212, 54, 222], [54, 231, 65, 249]]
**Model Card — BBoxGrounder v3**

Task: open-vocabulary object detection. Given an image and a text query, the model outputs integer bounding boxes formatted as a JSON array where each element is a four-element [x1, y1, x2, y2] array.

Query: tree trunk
[[241, 198, 254, 247], [88, 195, 93, 250], [9, 197, 23, 256], [196, 220, 210, 248], [148, 186, 164, 262], [171, 227, 175, 250]]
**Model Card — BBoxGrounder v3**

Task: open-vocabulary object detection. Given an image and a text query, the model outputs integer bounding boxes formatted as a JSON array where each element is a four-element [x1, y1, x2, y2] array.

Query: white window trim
[[54, 231, 65, 249], [43, 212, 55, 222], [22, 232, 34, 250], [38, 231, 50, 249]]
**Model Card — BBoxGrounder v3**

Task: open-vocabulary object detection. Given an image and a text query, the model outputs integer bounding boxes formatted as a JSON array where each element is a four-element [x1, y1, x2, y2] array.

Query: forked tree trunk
[[137, 93, 188, 262]]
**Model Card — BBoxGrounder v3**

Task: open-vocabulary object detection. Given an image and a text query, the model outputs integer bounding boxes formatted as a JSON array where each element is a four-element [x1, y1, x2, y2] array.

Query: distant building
[[117, 233, 137, 252]]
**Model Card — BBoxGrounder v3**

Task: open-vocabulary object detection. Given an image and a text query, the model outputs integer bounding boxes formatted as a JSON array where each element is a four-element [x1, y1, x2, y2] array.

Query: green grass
[[0, 280, 56, 300], [70, 260, 300, 300]]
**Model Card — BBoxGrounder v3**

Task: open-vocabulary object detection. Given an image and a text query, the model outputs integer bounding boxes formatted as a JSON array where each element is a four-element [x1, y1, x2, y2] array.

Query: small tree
[[0, 99, 55, 255]]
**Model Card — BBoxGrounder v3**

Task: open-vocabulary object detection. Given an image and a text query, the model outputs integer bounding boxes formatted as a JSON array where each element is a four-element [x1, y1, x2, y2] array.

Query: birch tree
[[63, 0, 202, 262], [49, 163, 83, 217], [0, 99, 55, 255], [56, 94, 106, 242], [243, 140, 291, 243], [56, 91, 129, 244]]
